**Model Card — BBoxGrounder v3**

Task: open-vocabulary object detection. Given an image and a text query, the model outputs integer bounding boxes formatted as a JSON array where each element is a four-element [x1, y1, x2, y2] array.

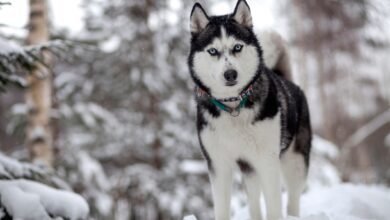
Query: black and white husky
[[187, 1, 312, 220]]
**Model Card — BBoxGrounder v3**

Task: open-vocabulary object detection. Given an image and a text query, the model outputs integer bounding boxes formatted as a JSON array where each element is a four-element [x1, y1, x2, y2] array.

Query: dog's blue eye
[[233, 44, 243, 53], [207, 48, 218, 56]]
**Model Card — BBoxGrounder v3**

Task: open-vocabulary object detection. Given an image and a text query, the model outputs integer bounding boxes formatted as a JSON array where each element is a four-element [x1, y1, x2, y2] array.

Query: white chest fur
[[200, 108, 281, 168]]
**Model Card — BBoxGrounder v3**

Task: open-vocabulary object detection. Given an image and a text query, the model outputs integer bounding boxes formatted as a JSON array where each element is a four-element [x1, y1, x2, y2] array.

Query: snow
[[0, 183, 51, 220], [100, 35, 121, 53], [10, 103, 28, 115], [0, 179, 89, 220], [0, 153, 72, 191], [0, 37, 24, 55], [30, 126, 46, 141], [77, 151, 112, 216], [183, 215, 197, 220], [0, 153, 47, 179], [0, 154, 88, 219], [54, 71, 81, 88], [179, 160, 207, 175], [308, 136, 341, 189], [95, 192, 113, 216], [312, 135, 339, 159], [285, 213, 365, 220], [184, 184, 390, 220], [183, 136, 389, 220], [299, 184, 390, 220], [78, 151, 110, 191], [74, 104, 98, 128]]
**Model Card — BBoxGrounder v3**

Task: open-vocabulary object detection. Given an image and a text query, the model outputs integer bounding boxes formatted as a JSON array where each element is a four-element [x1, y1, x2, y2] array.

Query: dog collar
[[196, 85, 254, 117]]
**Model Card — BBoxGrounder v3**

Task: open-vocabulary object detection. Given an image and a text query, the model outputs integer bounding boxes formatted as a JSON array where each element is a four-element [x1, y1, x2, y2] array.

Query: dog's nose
[[224, 69, 238, 82]]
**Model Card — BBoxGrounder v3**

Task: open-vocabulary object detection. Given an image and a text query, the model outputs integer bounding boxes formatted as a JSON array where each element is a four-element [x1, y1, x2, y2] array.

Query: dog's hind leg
[[243, 174, 263, 220], [210, 165, 233, 220], [281, 143, 307, 216]]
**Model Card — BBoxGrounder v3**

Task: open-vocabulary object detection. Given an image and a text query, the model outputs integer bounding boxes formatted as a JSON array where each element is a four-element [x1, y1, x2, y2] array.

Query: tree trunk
[[25, 0, 53, 167]]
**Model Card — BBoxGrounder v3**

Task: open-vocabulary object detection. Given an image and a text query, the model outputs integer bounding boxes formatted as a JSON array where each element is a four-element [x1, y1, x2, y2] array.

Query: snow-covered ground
[[183, 136, 390, 220], [290, 184, 390, 220], [184, 184, 390, 220]]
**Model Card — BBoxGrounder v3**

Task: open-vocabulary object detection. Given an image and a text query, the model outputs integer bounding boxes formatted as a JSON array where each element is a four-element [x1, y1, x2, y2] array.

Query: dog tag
[[231, 109, 240, 117]]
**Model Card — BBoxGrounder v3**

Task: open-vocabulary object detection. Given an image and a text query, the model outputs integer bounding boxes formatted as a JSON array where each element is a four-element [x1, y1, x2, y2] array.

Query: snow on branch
[[0, 153, 89, 219], [0, 153, 69, 189], [0, 37, 85, 92], [0, 179, 89, 220]]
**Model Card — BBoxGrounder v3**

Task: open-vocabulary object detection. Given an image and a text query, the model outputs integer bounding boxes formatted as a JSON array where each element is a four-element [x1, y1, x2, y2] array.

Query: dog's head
[[188, 0, 262, 99]]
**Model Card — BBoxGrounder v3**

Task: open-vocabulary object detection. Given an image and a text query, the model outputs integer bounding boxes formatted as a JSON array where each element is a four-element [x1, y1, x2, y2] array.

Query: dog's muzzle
[[224, 69, 238, 86]]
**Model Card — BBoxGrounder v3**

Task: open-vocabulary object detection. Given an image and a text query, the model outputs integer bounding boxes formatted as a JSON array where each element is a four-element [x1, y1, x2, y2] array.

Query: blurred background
[[0, 0, 389, 219]]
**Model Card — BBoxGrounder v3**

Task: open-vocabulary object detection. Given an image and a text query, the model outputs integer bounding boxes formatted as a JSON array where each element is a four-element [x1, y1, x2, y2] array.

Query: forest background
[[0, 0, 389, 219]]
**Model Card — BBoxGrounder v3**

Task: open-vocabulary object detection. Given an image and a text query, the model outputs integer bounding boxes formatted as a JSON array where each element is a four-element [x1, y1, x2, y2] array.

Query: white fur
[[281, 140, 307, 216], [258, 30, 292, 80], [201, 107, 283, 220], [258, 30, 283, 69], [193, 27, 259, 99], [200, 106, 307, 219]]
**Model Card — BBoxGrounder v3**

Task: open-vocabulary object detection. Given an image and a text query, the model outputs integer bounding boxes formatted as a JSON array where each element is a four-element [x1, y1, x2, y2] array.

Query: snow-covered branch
[[0, 179, 89, 220], [0, 153, 89, 219], [0, 153, 69, 189], [0, 37, 83, 92]]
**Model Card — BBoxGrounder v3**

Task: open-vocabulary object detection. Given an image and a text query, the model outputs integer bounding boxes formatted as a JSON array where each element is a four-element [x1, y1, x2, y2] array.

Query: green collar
[[210, 96, 249, 117], [196, 85, 254, 117]]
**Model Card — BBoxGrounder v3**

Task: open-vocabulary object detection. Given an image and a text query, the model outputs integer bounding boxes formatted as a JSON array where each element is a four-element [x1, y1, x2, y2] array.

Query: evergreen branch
[[0, 39, 83, 92]]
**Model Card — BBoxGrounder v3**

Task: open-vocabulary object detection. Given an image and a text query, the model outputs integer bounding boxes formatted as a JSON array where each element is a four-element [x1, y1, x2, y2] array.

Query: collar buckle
[[230, 109, 240, 117]]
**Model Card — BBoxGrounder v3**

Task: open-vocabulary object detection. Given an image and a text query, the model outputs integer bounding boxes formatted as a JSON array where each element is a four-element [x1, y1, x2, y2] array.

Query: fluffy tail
[[259, 30, 292, 81]]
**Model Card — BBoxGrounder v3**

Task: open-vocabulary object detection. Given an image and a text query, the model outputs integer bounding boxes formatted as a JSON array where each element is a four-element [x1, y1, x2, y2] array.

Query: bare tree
[[25, 0, 53, 166]]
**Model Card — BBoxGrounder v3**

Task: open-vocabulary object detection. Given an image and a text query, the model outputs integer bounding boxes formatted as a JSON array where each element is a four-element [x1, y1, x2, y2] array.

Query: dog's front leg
[[258, 153, 282, 220], [210, 165, 233, 220]]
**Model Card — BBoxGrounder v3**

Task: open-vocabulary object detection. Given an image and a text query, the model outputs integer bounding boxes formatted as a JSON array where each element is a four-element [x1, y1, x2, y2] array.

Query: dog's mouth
[[225, 81, 238, 87]]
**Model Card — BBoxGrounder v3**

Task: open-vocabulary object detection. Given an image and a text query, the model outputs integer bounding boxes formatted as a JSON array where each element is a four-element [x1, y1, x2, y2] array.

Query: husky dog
[[188, 1, 311, 220]]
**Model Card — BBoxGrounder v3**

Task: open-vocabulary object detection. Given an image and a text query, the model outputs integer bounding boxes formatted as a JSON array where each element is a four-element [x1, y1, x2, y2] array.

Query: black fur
[[188, 3, 312, 170], [198, 136, 213, 172], [237, 159, 254, 174], [196, 99, 219, 172], [188, 11, 263, 96]]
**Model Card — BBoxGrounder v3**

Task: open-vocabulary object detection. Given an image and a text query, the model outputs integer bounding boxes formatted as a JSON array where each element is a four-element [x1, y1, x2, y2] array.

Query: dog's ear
[[232, 0, 253, 28], [190, 3, 209, 34]]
